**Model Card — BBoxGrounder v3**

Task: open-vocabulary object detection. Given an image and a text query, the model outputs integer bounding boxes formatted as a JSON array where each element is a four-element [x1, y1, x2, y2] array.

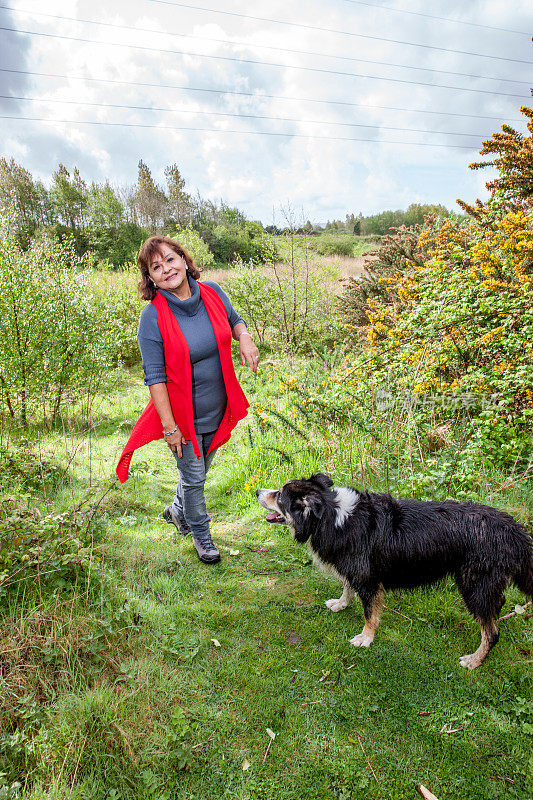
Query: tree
[[164, 163, 191, 226], [88, 181, 124, 229], [86, 181, 147, 267], [50, 164, 88, 232], [132, 160, 167, 232], [0, 158, 50, 242]]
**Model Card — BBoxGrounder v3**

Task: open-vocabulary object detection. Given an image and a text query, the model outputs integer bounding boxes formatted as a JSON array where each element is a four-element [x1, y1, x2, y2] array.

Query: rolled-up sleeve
[[137, 305, 167, 386]]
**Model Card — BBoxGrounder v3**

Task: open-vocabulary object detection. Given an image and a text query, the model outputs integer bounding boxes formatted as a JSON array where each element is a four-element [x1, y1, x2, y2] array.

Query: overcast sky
[[0, 0, 531, 224]]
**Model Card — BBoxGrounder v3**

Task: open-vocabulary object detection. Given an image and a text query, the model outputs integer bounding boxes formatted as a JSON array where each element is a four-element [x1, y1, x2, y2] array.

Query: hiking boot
[[162, 505, 191, 535], [192, 532, 221, 564]]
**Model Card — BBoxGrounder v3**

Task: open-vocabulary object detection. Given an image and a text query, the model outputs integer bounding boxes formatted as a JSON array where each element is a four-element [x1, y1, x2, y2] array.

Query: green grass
[[1, 359, 532, 800]]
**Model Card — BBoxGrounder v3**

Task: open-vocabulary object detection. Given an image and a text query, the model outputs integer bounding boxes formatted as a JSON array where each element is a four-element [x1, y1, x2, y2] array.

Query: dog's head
[[256, 473, 335, 543]]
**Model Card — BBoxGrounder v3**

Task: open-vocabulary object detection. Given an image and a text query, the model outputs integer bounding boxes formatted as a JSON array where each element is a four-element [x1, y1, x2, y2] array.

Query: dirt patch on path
[[206, 253, 377, 286], [321, 253, 376, 280]]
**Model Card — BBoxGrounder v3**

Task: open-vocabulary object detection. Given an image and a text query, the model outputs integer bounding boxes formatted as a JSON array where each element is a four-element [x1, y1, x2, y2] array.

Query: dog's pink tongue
[[266, 512, 279, 522]]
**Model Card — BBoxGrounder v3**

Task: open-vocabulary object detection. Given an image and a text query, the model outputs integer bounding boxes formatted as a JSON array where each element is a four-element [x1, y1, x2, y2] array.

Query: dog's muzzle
[[256, 489, 286, 524]]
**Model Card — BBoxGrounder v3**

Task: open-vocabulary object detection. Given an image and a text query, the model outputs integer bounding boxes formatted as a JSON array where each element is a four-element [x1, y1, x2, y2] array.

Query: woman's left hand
[[239, 334, 260, 373]]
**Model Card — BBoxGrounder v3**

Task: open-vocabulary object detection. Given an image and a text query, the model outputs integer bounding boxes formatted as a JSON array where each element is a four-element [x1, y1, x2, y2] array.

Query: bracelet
[[163, 425, 179, 437], [238, 331, 252, 339]]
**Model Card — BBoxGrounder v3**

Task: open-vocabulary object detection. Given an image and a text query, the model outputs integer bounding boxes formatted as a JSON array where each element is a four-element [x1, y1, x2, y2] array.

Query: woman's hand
[[164, 427, 188, 458], [239, 333, 260, 373], [148, 384, 188, 457]]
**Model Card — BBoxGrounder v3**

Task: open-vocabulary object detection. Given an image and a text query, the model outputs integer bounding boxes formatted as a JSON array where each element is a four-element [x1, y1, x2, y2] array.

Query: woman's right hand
[[164, 427, 188, 458]]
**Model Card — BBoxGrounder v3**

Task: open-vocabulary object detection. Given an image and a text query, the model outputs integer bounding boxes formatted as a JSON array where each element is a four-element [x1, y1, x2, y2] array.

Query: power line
[[0, 114, 479, 149], [0, 94, 486, 139], [1, 27, 528, 100], [0, 5, 528, 87], [0, 68, 525, 125], [143, 0, 533, 65], [341, 0, 530, 36]]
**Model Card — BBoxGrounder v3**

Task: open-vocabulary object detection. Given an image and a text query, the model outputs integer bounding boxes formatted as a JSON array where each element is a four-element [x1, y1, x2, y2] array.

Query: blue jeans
[[171, 431, 217, 539]]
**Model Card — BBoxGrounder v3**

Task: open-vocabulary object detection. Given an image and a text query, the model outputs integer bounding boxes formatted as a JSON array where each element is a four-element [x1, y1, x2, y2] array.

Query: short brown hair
[[137, 235, 202, 300]]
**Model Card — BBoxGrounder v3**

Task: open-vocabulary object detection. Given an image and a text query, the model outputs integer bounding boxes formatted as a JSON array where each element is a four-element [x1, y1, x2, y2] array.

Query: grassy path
[[60, 464, 533, 799]]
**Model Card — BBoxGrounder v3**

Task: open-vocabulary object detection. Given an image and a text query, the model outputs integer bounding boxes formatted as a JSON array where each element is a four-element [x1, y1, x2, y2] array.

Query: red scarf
[[116, 283, 249, 483]]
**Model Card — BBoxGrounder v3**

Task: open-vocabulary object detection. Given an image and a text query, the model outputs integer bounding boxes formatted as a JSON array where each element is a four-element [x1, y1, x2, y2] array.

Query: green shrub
[[0, 499, 97, 603], [0, 440, 62, 495], [87, 221, 149, 268], [209, 220, 277, 266], [313, 234, 356, 257], [170, 226, 215, 268], [225, 257, 343, 352], [0, 209, 126, 423], [90, 267, 144, 367]]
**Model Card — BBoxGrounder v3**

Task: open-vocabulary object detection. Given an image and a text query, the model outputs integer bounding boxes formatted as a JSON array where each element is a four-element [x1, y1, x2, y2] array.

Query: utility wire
[[0, 114, 479, 149], [0, 5, 528, 86], [1, 27, 528, 100], [341, 0, 530, 36], [143, 0, 533, 64], [0, 68, 524, 125], [0, 94, 486, 139]]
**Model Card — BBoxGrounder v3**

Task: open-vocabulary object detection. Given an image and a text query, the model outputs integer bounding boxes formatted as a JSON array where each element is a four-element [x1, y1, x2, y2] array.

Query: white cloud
[[0, 0, 530, 219]]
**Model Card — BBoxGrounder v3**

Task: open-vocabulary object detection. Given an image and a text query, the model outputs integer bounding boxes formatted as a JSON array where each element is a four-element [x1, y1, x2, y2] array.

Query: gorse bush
[[344, 209, 533, 466], [339, 222, 435, 334], [0, 209, 127, 423], [338, 107, 533, 474], [458, 104, 533, 212]]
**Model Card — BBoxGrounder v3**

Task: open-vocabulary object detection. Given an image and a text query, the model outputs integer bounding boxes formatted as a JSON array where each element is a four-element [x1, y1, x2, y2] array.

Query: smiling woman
[[117, 234, 260, 564], [137, 237, 201, 301]]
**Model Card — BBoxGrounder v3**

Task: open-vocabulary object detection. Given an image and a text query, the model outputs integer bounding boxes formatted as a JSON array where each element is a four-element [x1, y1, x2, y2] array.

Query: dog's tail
[[514, 559, 533, 598]]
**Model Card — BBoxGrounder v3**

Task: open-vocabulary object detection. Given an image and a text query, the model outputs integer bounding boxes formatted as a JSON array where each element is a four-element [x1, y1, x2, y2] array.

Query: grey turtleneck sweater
[[137, 278, 245, 433]]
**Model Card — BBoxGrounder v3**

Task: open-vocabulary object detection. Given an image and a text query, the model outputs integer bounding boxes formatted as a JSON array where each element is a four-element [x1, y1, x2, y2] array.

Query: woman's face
[[148, 244, 188, 295]]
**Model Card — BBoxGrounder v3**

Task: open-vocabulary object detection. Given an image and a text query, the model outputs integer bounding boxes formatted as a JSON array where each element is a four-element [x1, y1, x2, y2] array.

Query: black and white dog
[[257, 474, 532, 669]]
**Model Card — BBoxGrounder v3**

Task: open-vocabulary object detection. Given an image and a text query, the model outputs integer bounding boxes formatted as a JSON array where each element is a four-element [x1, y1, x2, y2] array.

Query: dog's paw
[[325, 598, 348, 612], [459, 653, 481, 670], [349, 633, 373, 648]]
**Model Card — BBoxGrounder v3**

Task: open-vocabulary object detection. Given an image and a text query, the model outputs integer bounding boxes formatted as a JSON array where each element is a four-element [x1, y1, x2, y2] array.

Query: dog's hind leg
[[459, 618, 500, 670], [325, 582, 355, 612], [457, 576, 505, 669], [350, 586, 385, 648]]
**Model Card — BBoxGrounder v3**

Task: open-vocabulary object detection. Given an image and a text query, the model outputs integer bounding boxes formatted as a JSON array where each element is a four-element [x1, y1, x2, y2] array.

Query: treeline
[[0, 158, 275, 267], [286, 204, 455, 237], [1, 156, 456, 267]]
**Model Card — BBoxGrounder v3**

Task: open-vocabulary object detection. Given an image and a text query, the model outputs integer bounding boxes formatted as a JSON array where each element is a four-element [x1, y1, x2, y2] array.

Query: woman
[[116, 235, 259, 564]]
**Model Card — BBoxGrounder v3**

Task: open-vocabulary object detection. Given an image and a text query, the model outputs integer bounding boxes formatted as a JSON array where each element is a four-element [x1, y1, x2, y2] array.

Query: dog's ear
[[305, 491, 327, 519], [309, 472, 333, 490]]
